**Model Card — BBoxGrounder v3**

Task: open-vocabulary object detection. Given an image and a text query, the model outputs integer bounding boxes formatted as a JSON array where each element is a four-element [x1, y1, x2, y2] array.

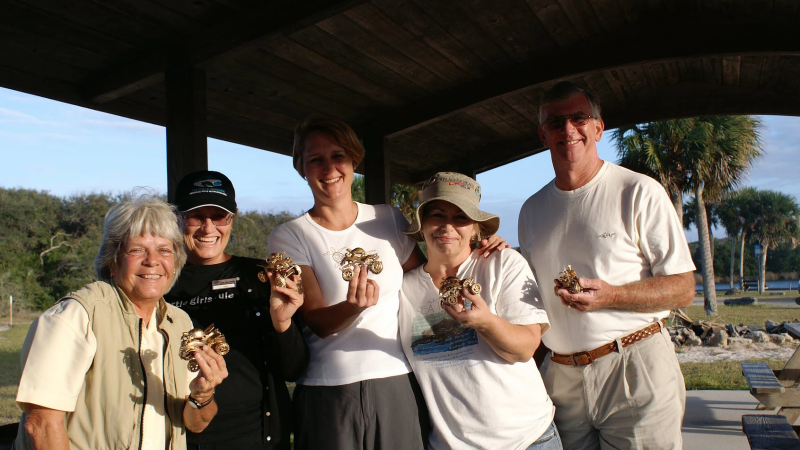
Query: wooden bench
[[742, 415, 800, 449], [741, 323, 800, 447], [743, 276, 759, 292]]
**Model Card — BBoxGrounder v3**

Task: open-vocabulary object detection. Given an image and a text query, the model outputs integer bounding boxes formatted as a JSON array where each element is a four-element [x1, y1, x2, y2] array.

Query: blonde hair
[[292, 115, 365, 178], [95, 191, 187, 290]]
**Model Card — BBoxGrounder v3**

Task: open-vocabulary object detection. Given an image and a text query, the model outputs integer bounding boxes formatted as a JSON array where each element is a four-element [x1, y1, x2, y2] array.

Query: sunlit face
[[302, 132, 354, 203], [113, 234, 176, 305], [537, 93, 604, 166], [421, 201, 476, 259], [181, 206, 233, 265]]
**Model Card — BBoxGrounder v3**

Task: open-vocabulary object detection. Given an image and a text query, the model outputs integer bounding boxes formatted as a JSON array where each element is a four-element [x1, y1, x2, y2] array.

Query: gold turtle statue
[[179, 324, 230, 372], [438, 276, 482, 308], [257, 252, 302, 288], [555, 265, 583, 296], [339, 247, 383, 281]]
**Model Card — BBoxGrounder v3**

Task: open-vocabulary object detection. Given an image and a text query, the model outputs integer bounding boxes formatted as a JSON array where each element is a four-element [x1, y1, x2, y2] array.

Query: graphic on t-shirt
[[410, 298, 478, 357]]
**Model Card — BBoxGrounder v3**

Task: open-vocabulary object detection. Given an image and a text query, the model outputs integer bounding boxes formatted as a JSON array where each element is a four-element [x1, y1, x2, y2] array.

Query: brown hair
[[292, 115, 365, 178], [537, 81, 602, 124]]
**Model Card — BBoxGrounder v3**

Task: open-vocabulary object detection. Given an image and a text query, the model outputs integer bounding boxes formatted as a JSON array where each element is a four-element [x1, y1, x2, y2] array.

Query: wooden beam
[[602, 82, 800, 128], [362, 129, 390, 205], [83, 0, 371, 103], [166, 55, 208, 202], [369, 13, 800, 138], [404, 81, 800, 184]]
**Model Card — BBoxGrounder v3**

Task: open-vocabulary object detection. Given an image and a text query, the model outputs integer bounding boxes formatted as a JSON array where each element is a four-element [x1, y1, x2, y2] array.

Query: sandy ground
[[676, 340, 800, 363]]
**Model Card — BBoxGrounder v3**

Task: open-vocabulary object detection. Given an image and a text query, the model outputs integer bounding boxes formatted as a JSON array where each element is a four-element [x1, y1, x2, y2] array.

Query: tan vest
[[16, 281, 194, 450]]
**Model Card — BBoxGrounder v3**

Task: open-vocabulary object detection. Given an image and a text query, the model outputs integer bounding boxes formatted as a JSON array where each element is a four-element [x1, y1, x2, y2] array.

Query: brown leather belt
[[550, 319, 666, 366]]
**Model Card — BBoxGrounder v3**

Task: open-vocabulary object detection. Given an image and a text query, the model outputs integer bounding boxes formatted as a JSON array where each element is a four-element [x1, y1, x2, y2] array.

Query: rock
[[770, 333, 790, 345], [725, 288, 743, 295], [705, 330, 728, 347], [724, 297, 757, 306], [743, 325, 766, 333], [794, 297, 800, 305], [685, 335, 703, 346], [751, 330, 769, 343], [728, 337, 752, 345], [766, 320, 781, 333], [726, 324, 739, 337]]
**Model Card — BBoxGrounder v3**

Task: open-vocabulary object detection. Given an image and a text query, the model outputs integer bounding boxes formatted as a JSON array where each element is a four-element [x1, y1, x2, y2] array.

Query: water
[[695, 279, 799, 292]]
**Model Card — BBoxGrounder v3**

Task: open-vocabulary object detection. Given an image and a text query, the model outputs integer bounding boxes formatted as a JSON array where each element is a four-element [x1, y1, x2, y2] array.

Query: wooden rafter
[[82, 0, 372, 103], [367, 13, 800, 139]]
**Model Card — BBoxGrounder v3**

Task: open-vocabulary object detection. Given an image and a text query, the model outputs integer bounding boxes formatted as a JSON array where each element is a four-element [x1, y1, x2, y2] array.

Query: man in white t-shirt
[[518, 81, 696, 450]]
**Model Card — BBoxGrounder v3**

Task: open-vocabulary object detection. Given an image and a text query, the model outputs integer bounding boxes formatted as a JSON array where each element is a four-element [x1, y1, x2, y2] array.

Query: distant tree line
[[0, 188, 296, 311]]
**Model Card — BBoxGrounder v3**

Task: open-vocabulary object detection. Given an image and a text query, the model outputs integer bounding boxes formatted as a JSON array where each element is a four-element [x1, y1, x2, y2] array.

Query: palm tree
[[685, 116, 763, 314], [716, 188, 759, 290], [683, 198, 719, 261], [614, 116, 763, 315], [750, 190, 800, 293], [613, 120, 694, 223]]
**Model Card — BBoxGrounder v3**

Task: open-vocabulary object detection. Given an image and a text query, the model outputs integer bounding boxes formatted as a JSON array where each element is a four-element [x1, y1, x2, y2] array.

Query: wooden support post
[[363, 129, 390, 205], [165, 53, 208, 202]]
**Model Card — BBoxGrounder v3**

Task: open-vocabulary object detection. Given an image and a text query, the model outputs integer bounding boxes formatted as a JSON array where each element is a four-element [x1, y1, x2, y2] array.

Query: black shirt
[[166, 256, 309, 447]]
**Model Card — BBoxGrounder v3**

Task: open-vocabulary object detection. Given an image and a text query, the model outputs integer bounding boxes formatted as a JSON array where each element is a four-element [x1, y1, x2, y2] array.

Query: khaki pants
[[542, 328, 685, 450]]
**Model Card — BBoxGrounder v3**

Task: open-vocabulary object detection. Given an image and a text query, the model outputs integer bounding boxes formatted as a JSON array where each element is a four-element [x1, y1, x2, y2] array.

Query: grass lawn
[[681, 359, 785, 390], [680, 303, 800, 327], [0, 322, 29, 426]]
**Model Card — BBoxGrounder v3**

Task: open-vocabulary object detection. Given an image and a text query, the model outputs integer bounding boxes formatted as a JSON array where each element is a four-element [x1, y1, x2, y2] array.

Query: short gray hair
[[538, 81, 603, 124], [95, 192, 187, 290]]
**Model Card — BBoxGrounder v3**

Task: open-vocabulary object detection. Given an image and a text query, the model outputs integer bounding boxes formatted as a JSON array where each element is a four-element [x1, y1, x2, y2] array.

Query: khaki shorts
[[542, 328, 685, 450]]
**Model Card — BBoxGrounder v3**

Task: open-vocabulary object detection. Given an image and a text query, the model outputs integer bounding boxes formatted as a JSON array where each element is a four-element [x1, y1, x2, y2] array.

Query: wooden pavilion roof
[[2, 0, 799, 185]]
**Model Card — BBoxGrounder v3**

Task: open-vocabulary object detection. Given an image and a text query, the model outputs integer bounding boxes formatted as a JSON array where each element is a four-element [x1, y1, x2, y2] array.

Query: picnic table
[[741, 322, 800, 449]]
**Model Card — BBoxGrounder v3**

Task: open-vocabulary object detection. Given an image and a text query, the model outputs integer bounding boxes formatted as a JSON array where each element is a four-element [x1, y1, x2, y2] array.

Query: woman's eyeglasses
[[542, 113, 595, 131], [182, 212, 234, 227]]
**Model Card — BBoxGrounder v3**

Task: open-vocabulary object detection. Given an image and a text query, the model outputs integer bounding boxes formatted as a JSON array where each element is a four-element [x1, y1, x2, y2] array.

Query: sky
[[2, 86, 799, 247]]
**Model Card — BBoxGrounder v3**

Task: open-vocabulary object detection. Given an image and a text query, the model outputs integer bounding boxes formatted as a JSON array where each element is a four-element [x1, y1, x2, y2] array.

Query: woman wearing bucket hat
[[399, 172, 562, 450], [166, 170, 309, 450], [267, 117, 508, 450]]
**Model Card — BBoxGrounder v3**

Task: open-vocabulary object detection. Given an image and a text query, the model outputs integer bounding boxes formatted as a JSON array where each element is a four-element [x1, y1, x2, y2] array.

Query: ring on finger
[[208, 376, 214, 383]]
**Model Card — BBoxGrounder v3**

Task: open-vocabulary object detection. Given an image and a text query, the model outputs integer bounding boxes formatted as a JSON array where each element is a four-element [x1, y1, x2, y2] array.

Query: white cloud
[[0, 106, 66, 126]]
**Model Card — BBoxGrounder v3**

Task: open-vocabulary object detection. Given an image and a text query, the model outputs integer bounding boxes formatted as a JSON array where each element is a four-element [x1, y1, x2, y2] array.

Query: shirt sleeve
[[268, 223, 310, 267], [636, 185, 697, 277], [16, 299, 96, 412], [494, 251, 550, 334], [390, 206, 416, 265]]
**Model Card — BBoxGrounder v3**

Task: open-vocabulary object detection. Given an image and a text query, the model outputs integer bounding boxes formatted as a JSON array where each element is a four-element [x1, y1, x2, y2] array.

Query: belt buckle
[[571, 351, 592, 366]]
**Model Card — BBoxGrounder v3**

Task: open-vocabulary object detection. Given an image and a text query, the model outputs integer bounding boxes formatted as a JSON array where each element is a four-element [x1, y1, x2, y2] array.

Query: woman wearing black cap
[[166, 170, 309, 450]]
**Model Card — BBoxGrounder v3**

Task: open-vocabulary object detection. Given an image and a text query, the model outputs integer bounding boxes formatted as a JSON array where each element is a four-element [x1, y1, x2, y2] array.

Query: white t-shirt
[[16, 299, 193, 450], [268, 202, 415, 386], [518, 161, 696, 354], [399, 250, 554, 450]]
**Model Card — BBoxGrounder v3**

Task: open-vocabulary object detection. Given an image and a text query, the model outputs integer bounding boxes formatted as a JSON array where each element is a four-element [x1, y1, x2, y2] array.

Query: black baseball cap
[[175, 170, 237, 214]]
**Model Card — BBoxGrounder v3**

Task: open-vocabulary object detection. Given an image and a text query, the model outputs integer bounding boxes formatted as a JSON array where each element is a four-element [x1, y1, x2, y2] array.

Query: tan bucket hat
[[404, 172, 500, 242]]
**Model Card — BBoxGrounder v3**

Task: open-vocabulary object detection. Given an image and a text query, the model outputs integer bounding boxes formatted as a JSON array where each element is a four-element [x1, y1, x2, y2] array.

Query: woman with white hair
[[15, 193, 228, 450], [399, 172, 561, 450]]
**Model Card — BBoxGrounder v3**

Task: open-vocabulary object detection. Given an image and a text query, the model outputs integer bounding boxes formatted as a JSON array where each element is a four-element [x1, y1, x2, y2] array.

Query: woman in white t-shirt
[[399, 172, 562, 450], [269, 118, 508, 450]]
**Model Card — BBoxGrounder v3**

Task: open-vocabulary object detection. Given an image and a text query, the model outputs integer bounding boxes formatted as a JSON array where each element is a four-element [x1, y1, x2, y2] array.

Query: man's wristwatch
[[188, 395, 214, 409]]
